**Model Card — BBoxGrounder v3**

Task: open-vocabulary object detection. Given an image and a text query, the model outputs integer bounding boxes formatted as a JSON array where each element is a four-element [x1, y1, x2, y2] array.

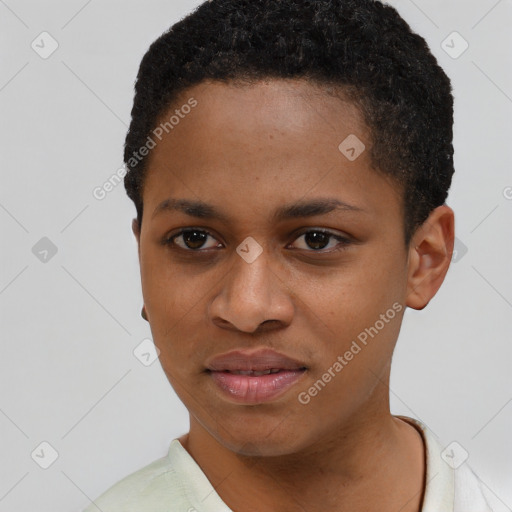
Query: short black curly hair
[[124, 0, 454, 246]]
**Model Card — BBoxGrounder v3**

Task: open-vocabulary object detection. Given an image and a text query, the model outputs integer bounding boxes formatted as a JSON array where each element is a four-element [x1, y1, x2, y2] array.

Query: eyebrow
[[151, 197, 366, 222]]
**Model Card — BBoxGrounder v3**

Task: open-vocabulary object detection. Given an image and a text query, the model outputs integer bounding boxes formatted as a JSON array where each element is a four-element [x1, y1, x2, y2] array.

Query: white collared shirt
[[397, 416, 494, 512], [83, 415, 494, 512]]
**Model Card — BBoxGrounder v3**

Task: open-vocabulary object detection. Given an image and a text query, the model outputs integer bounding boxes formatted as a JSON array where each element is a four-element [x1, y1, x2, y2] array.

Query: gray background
[[0, 0, 511, 510]]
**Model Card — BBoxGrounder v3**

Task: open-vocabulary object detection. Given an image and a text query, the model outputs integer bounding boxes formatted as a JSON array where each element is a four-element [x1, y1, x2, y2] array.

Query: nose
[[209, 245, 295, 333]]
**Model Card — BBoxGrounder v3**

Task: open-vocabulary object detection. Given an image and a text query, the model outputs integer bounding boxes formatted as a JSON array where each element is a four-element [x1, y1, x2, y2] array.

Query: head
[[125, 0, 455, 456]]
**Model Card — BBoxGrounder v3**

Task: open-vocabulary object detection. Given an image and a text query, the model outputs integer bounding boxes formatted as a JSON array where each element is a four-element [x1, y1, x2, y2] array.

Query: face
[[134, 79, 423, 457]]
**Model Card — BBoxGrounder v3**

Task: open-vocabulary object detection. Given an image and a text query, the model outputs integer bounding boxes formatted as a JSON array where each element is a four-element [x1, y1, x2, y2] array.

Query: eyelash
[[162, 228, 352, 254]]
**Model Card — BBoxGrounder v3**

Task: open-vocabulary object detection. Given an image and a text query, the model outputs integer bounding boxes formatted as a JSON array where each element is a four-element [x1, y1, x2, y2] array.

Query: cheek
[[296, 304, 403, 424], [315, 257, 406, 365], [322, 258, 402, 319], [140, 256, 217, 372], [140, 245, 188, 317]]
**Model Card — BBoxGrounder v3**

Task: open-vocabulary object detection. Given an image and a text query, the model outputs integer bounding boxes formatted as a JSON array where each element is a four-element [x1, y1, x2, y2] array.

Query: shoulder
[[82, 441, 193, 512], [453, 463, 495, 512], [82, 438, 233, 512], [395, 415, 496, 512]]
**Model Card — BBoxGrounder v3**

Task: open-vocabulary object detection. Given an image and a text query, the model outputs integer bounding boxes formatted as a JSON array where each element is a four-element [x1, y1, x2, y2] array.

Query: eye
[[290, 229, 351, 252], [163, 228, 352, 253], [164, 228, 221, 251]]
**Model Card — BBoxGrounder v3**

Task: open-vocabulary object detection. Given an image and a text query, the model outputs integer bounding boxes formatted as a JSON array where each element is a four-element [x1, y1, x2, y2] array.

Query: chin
[[208, 419, 307, 458], [225, 437, 302, 458]]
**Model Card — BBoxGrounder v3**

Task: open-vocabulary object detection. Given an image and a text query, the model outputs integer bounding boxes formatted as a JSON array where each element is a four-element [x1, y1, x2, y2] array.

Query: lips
[[205, 348, 307, 373], [205, 348, 307, 404]]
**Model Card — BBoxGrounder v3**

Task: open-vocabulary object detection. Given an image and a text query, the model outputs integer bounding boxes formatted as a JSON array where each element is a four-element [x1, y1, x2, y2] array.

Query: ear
[[132, 218, 141, 261], [405, 204, 455, 310]]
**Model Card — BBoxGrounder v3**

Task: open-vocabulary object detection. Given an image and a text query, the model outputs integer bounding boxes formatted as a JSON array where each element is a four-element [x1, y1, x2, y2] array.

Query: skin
[[132, 78, 454, 512]]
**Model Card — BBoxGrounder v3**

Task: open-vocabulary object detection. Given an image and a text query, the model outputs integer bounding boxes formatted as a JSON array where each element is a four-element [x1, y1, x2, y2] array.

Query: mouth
[[214, 368, 295, 376], [204, 348, 308, 404], [205, 347, 308, 373], [206, 368, 307, 404]]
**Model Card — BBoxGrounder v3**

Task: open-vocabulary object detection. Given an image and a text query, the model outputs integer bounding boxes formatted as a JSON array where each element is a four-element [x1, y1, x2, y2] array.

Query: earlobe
[[132, 218, 141, 263], [405, 205, 455, 310], [132, 218, 140, 243]]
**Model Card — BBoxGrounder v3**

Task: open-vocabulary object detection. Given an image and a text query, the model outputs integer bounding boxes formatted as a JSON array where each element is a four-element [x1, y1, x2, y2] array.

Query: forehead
[[142, 78, 401, 225], [171, 78, 364, 141], [147, 78, 366, 164]]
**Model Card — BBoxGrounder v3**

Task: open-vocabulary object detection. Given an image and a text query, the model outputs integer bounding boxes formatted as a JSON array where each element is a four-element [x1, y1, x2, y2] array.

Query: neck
[[180, 389, 425, 512]]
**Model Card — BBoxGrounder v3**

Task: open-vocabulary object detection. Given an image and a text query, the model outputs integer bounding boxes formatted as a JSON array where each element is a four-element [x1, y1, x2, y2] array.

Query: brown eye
[[303, 231, 330, 250], [165, 229, 221, 251], [291, 230, 351, 252]]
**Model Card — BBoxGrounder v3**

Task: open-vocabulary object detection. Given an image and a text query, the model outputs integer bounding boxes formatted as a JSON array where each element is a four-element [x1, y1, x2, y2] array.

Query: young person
[[84, 1, 494, 510]]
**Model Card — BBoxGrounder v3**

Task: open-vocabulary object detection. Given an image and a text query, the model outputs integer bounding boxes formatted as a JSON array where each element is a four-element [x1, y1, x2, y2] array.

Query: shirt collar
[[396, 415, 455, 512], [170, 416, 457, 512]]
